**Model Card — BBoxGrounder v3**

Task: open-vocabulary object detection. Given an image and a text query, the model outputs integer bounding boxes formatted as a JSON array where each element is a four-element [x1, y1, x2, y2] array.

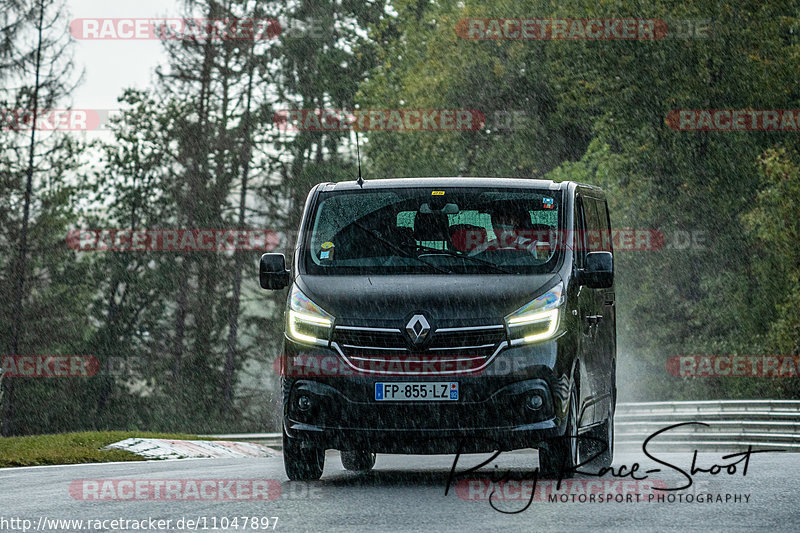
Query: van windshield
[[303, 187, 563, 275]]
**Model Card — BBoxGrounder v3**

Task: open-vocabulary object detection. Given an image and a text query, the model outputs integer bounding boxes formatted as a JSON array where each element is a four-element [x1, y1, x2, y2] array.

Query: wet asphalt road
[[0, 448, 796, 532]]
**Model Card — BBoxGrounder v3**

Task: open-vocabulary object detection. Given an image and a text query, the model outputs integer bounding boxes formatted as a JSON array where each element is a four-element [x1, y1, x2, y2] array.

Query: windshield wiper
[[413, 243, 513, 274], [349, 222, 452, 274]]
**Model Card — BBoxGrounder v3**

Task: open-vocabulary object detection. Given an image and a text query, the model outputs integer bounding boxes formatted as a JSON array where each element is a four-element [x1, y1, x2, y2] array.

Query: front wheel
[[539, 386, 579, 477], [283, 429, 325, 481], [580, 406, 614, 471], [581, 368, 616, 471]]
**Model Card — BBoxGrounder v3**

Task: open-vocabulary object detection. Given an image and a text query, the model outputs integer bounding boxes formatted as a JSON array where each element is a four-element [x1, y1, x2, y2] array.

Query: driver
[[486, 208, 552, 259]]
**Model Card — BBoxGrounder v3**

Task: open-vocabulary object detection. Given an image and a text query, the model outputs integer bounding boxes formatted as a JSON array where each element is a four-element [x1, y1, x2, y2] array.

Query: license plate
[[375, 382, 458, 401]]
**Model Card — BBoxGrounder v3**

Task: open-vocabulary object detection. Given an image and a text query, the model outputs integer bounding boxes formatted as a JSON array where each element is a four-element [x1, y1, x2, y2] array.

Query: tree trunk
[[2, 0, 45, 437], [223, 15, 260, 409]]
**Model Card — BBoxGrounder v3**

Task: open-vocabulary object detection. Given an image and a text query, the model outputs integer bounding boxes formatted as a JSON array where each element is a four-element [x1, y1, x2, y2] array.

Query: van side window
[[596, 199, 612, 252], [574, 196, 587, 268], [584, 197, 603, 252]]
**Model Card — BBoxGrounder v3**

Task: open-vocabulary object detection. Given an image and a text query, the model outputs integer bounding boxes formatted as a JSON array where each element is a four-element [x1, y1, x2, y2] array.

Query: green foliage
[[4, 0, 800, 440], [744, 147, 800, 374], [359, 0, 800, 400]]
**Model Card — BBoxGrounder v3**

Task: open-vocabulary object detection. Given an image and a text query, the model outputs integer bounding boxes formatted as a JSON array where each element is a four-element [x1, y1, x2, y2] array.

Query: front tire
[[283, 429, 324, 481], [581, 368, 616, 471], [341, 450, 376, 472], [539, 385, 579, 477], [580, 405, 614, 471]]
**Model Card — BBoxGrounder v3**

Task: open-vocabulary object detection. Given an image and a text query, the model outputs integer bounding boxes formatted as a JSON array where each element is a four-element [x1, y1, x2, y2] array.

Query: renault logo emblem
[[406, 314, 430, 345]]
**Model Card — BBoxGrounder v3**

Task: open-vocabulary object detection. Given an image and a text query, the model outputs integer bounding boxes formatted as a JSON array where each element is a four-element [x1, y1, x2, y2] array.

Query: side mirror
[[260, 253, 290, 290], [577, 251, 613, 288]]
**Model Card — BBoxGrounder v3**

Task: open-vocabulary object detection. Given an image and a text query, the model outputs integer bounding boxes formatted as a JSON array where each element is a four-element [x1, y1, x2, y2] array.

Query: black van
[[260, 178, 616, 480]]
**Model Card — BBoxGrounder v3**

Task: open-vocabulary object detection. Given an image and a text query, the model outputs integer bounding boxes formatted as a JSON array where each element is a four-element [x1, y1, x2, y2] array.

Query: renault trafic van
[[260, 178, 616, 480]]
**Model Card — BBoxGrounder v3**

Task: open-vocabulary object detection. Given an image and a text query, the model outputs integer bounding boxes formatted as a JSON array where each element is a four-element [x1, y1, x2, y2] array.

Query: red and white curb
[[104, 438, 277, 459]]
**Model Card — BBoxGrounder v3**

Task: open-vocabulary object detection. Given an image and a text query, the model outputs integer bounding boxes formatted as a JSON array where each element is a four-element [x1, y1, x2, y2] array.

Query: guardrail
[[209, 433, 281, 447], [205, 400, 800, 452], [615, 400, 800, 451]]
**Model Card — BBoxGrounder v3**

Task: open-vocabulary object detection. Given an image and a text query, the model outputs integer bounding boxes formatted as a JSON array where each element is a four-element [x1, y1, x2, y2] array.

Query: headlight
[[505, 282, 564, 344], [287, 285, 334, 346]]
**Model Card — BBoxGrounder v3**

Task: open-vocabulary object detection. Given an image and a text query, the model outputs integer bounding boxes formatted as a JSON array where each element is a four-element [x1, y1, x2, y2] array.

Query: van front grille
[[333, 328, 407, 350], [331, 324, 507, 374]]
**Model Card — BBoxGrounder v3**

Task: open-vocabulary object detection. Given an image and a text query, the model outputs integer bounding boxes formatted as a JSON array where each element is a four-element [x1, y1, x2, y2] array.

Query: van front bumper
[[281, 339, 572, 453]]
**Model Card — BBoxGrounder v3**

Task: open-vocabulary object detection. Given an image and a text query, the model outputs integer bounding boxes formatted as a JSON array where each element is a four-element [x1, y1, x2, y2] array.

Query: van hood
[[294, 274, 562, 327]]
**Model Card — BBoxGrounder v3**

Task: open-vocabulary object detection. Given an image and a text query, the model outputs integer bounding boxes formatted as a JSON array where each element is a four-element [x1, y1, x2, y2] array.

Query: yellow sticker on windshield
[[431, 191, 445, 195], [321, 241, 334, 249]]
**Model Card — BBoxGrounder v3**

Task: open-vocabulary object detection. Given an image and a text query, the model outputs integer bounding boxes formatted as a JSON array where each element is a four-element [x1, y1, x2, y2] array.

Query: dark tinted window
[[303, 187, 564, 275], [596, 199, 612, 252], [584, 197, 604, 252], [574, 195, 587, 267]]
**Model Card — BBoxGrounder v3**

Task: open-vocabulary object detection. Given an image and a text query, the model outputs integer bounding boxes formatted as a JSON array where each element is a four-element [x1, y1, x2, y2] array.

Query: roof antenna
[[355, 127, 364, 188]]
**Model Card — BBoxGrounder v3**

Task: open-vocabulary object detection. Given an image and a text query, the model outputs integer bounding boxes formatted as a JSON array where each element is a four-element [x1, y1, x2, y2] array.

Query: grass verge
[[0, 431, 204, 468]]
